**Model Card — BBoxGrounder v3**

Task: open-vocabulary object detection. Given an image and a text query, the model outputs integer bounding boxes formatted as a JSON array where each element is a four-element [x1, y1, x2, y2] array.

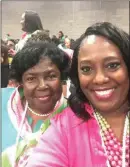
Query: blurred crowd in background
[[1, 10, 75, 97]]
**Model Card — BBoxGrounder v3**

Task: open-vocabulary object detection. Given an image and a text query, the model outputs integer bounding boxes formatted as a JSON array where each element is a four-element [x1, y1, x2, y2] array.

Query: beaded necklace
[[28, 105, 54, 117], [94, 111, 129, 167]]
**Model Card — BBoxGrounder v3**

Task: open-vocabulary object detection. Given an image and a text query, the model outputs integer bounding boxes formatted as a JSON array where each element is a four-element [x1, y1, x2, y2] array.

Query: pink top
[[27, 103, 107, 167]]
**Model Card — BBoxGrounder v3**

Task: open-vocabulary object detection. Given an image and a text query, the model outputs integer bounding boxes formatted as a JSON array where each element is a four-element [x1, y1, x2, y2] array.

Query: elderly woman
[[2, 41, 70, 167], [15, 10, 43, 52], [27, 22, 130, 167]]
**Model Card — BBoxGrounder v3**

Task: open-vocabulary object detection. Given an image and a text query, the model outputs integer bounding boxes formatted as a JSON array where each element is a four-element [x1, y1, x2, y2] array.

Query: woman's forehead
[[80, 35, 111, 47], [78, 35, 123, 62], [24, 58, 58, 74], [79, 35, 119, 55]]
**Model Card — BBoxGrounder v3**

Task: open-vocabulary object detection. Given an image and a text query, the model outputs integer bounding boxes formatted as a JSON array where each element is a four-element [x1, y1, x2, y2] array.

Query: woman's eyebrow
[[25, 69, 57, 75], [80, 60, 92, 65]]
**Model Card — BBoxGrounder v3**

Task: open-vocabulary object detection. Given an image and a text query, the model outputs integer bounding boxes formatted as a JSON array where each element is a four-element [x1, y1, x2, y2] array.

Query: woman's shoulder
[[53, 106, 76, 120], [51, 102, 94, 129], [51, 106, 84, 130]]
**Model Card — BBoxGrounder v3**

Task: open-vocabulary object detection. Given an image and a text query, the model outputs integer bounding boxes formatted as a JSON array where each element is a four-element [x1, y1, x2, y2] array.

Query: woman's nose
[[38, 78, 48, 89], [93, 70, 109, 85]]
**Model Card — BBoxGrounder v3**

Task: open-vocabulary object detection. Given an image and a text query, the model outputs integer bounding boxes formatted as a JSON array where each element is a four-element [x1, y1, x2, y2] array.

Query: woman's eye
[[47, 74, 57, 80], [81, 66, 92, 73], [27, 77, 36, 81], [107, 62, 120, 69], [50, 75, 56, 78]]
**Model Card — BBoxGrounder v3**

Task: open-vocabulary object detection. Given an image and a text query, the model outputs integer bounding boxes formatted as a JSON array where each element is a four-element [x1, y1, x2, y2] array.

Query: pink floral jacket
[[27, 103, 107, 167]]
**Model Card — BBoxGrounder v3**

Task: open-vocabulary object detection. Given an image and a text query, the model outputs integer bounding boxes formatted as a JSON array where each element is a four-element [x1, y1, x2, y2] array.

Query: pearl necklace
[[28, 106, 53, 117], [94, 111, 129, 167]]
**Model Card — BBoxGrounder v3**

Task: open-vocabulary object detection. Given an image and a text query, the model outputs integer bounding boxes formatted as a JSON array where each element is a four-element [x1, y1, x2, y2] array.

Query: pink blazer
[[27, 103, 107, 167]]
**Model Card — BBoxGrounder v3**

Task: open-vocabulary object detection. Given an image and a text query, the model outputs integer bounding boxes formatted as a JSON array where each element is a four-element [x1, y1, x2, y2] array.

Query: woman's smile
[[78, 35, 129, 112], [35, 95, 51, 102], [22, 58, 62, 112], [92, 88, 115, 100]]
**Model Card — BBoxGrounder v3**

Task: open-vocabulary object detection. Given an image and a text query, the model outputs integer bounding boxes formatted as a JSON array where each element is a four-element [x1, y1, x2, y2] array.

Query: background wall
[[2, 0, 129, 40]]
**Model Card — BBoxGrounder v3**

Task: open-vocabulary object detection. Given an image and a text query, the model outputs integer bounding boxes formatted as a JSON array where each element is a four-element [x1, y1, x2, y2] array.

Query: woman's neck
[[22, 99, 54, 121], [96, 101, 129, 141], [27, 109, 50, 121], [97, 101, 129, 119]]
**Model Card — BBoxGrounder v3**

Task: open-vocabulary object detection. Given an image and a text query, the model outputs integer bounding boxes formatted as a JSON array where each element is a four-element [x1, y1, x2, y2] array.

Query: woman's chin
[[93, 103, 116, 114], [34, 101, 56, 113]]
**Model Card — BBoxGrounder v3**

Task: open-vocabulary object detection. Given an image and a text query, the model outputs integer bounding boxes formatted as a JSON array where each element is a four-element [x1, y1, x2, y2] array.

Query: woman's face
[[20, 13, 25, 31], [22, 57, 62, 113], [7, 40, 15, 50], [78, 35, 129, 113], [65, 38, 71, 49], [58, 32, 62, 38]]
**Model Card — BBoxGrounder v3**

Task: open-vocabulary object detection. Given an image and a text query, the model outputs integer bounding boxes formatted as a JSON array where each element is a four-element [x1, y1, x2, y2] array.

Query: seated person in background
[[1, 41, 9, 88], [2, 41, 70, 167], [58, 37, 74, 59], [7, 39, 16, 50], [58, 37, 74, 98], [26, 22, 130, 167], [51, 35, 60, 46], [7, 39, 16, 57], [64, 37, 71, 49], [58, 30, 65, 44]]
